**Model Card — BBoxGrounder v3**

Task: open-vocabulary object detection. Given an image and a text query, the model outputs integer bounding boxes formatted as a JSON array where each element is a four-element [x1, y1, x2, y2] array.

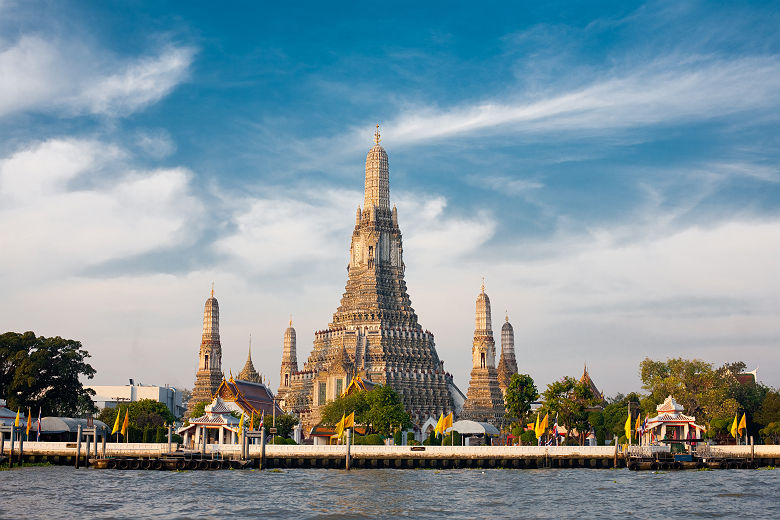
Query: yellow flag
[[239, 411, 245, 437], [111, 407, 121, 435], [730, 413, 738, 438], [534, 413, 541, 437], [335, 413, 345, 437], [250, 411, 255, 431], [26, 408, 32, 437], [121, 408, 129, 436], [14, 408, 20, 427], [541, 413, 549, 433], [344, 411, 355, 429], [443, 412, 453, 432], [738, 413, 747, 435], [635, 414, 641, 434], [435, 412, 444, 436], [624, 412, 632, 441]]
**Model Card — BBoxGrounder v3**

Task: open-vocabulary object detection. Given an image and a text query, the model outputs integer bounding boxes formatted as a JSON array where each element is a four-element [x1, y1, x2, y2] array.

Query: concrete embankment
[[5, 442, 779, 470]]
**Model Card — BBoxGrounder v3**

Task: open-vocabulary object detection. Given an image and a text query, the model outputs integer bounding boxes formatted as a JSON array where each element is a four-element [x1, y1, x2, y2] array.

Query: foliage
[[602, 392, 641, 441], [268, 413, 299, 438], [270, 435, 296, 445], [520, 430, 537, 445], [441, 431, 461, 446], [540, 376, 601, 445], [759, 422, 780, 444], [588, 411, 606, 445], [0, 331, 96, 416], [353, 433, 384, 445], [504, 373, 538, 423], [97, 399, 176, 436], [187, 401, 209, 421], [755, 390, 780, 428], [321, 385, 411, 435], [639, 357, 739, 423]]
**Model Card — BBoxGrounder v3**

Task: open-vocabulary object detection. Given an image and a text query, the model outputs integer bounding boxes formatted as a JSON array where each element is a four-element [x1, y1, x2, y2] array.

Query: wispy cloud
[[0, 36, 195, 118]]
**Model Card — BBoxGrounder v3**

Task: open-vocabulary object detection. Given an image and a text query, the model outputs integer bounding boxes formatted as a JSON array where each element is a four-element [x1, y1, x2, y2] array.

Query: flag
[[111, 407, 121, 435], [26, 408, 32, 438], [635, 414, 641, 435], [435, 412, 444, 436], [335, 413, 345, 438], [443, 412, 453, 433], [344, 412, 355, 429], [541, 413, 549, 433], [534, 413, 541, 438], [624, 412, 632, 441], [121, 408, 129, 437], [552, 414, 559, 438], [36, 408, 41, 442], [730, 413, 738, 438], [250, 411, 254, 431], [239, 411, 245, 437], [260, 412, 264, 429], [641, 417, 648, 437], [738, 413, 747, 435], [14, 408, 20, 427]]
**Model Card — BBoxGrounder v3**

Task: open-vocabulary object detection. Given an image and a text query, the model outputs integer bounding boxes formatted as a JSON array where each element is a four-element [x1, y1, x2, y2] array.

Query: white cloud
[[0, 36, 194, 118], [0, 138, 202, 280]]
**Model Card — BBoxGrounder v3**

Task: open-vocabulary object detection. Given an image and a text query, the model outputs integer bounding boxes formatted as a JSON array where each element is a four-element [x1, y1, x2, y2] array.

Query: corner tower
[[497, 314, 519, 397], [188, 286, 224, 416], [461, 283, 506, 426], [277, 320, 298, 407]]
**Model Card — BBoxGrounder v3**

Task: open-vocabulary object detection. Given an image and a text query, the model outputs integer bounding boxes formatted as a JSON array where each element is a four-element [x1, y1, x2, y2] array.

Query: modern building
[[460, 283, 506, 427], [87, 382, 185, 417], [279, 127, 464, 436]]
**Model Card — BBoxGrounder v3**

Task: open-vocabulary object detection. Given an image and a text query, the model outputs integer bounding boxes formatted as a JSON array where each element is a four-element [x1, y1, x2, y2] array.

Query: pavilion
[[178, 396, 242, 447], [641, 395, 707, 444]]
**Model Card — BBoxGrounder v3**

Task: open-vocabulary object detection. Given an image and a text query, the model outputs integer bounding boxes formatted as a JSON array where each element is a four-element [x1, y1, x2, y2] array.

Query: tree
[[0, 331, 96, 416], [270, 413, 299, 438], [540, 376, 600, 445], [321, 385, 411, 435], [187, 401, 209, 422], [97, 399, 175, 434], [755, 390, 780, 428], [504, 373, 538, 423], [602, 392, 642, 441], [640, 357, 739, 423]]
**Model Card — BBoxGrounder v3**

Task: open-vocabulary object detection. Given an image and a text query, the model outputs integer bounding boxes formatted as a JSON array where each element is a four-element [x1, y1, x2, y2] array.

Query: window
[[480, 352, 485, 368], [318, 382, 327, 405], [284, 373, 289, 387], [204, 354, 209, 369], [336, 378, 343, 397]]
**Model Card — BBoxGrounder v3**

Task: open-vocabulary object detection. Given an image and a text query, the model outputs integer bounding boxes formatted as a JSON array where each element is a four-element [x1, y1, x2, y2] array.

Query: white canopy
[[446, 420, 500, 436]]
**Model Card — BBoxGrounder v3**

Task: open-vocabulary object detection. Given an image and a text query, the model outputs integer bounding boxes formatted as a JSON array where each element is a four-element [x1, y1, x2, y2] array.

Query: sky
[[1, 0, 779, 398]]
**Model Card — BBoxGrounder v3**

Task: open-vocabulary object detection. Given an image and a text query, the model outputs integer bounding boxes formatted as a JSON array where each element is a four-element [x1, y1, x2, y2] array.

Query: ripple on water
[[1, 467, 779, 519]]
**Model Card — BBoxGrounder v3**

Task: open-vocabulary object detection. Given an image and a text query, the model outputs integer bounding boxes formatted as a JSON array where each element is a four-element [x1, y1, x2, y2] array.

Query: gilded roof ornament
[[211, 282, 214, 298], [374, 123, 381, 144]]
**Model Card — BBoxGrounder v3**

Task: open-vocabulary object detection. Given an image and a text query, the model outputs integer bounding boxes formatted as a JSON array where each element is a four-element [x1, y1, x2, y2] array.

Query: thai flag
[[36, 408, 41, 441], [259, 412, 264, 429], [545, 436, 553, 446], [552, 414, 559, 438], [641, 417, 648, 436]]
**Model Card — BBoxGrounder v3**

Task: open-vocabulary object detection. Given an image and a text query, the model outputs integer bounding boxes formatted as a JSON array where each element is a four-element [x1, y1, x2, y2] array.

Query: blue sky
[[1, 0, 778, 396]]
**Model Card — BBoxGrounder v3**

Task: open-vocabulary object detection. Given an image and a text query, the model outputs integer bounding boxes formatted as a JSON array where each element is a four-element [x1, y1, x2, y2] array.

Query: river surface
[[1, 466, 778, 519]]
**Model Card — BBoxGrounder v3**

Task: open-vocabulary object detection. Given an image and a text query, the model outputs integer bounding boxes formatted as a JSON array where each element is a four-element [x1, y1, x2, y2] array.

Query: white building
[[87, 382, 184, 418]]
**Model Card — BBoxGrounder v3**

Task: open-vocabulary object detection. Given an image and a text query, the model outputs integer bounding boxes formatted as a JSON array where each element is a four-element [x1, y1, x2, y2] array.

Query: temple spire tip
[[374, 123, 381, 144]]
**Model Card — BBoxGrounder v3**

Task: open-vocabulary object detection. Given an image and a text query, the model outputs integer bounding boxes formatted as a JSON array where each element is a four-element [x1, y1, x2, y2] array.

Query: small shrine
[[178, 396, 242, 447], [641, 395, 707, 444]]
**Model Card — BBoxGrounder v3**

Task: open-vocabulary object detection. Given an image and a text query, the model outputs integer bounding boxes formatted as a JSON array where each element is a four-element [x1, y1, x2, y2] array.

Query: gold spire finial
[[481, 276, 485, 293], [211, 282, 214, 298], [374, 123, 381, 144], [505, 310, 509, 322], [289, 314, 293, 327]]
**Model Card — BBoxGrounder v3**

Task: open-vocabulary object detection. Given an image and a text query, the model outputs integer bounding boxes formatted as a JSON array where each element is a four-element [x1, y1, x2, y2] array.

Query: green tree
[[640, 357, 739, 423], [187, 401, 209, 422], [0, 331, 96, 416], [504, 373, 538, 423], [321, 385, 411, 436], [602, 392, 642, 441], [540, 376, 600, 445], [97, 399, 175, 435], [755, 390, 780, 428], [270, 413, 299, 438]]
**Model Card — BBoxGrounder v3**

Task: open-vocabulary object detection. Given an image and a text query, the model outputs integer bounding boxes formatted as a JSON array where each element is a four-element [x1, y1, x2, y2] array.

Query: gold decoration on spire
[[211, 282, 214, 298], [505, 310, 509, 322], [374, 123, 381, 144], [289, 314, 293, 327], [481, 276, 486, 293]]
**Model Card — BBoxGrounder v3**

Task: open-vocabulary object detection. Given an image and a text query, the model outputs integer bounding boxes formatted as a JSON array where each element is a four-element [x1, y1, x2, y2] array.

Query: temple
[[279, 127, 464, 436], [187, 286, 224, 417], [460, 283, 506, 426], [496, 313, 518, 397]]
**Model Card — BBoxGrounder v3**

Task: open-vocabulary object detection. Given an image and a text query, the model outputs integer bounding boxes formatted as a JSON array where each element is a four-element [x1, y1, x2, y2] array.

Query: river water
[[1, 466, 778, 519]]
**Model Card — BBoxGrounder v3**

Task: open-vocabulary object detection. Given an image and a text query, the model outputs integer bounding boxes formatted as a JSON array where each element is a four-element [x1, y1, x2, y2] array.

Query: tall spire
[[238, 336, 261, 383], [188, 288, 224, 417], [475, 281, 492, 333], [364, 125, 389, 210]]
